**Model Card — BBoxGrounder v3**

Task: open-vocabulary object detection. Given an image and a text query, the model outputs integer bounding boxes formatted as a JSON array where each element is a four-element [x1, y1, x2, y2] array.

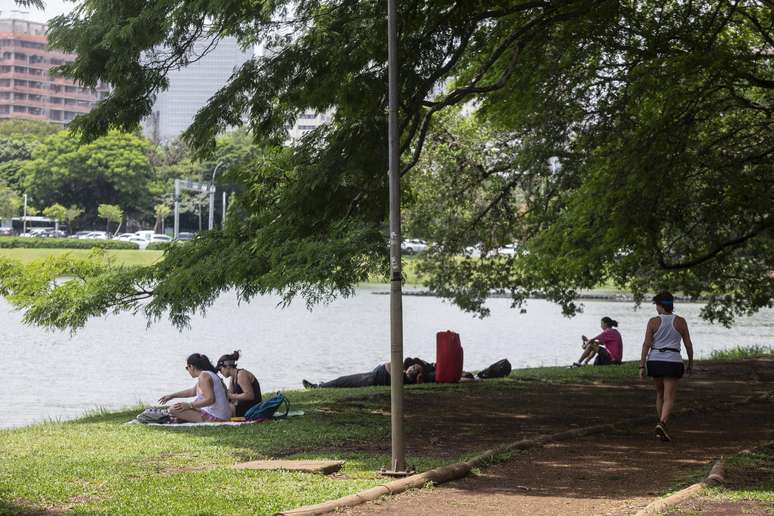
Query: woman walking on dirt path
[[640, 291, 694, 442]]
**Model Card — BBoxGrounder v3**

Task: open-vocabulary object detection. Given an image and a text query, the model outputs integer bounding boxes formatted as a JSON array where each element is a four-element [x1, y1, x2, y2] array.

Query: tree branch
[[657, 223, 771, 270]]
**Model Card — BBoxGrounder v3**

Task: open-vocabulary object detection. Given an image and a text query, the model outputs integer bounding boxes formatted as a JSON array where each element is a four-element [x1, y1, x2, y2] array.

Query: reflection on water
[[1, 288, 771, 428]]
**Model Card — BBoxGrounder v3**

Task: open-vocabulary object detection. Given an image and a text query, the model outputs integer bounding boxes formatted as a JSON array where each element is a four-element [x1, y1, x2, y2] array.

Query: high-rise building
[[142, 37, 252, 143], [0, 19, 109, 124], [287, 111, 333, 141]]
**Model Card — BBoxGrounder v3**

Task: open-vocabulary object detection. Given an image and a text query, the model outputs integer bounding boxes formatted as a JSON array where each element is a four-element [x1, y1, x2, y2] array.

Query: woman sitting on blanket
[[216, 350, 262, 418], [158, 353, 231, 422]]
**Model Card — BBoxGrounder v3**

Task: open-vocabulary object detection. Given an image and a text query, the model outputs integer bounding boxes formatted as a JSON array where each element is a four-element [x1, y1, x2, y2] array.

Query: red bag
[[435, 331, 463, 383]]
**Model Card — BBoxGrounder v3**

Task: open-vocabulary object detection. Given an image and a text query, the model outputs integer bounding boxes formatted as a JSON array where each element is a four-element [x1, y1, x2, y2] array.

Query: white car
[[496, 243, 519, 256], [133, 230, 156, 241], [463, 244, 484, 258], [401, 239, 428, 255], [86, 231, 109, 240], [150, 234, 172, 242], [128, 236, 148, 249], [115, 233, 134, 241], [20, 228, 50, 238]]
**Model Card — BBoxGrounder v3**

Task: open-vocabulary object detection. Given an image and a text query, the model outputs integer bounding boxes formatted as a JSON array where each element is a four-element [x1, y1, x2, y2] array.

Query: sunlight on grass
[[0, 248, 164, 266], [703, 444, 774, 504], [709, 345, 774, 360]]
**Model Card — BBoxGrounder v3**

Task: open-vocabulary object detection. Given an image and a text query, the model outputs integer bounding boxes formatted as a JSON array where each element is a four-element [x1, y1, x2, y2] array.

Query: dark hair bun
[[232, 350, 241, 361]]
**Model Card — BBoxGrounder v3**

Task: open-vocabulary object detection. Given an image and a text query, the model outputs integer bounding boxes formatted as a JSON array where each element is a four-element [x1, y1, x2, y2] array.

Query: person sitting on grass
[[302, 363, 424, 389], [158, 353, 231, 422], [216, 350, 262, 418], [573, 316, 623, 367]]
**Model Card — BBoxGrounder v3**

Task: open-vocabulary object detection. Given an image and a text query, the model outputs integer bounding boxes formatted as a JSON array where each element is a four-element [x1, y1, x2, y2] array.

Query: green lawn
[[0, 387, 449, 515], [0, 351, 768, 515], [703, 443, 774, 504], [0, 248, 164, 267]]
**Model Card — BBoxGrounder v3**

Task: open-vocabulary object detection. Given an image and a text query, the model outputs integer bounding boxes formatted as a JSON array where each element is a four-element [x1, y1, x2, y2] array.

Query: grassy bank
[[1, 349, 769, 515], [663, 442, 774, 514], [706, 443, 774, 504], [0, 248, 164, 267], [0, 387, 448, 515]]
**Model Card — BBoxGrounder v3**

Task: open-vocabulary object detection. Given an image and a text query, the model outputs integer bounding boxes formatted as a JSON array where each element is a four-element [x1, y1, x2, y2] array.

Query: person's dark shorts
[[594, 347, 612, 365], [646, 360, 684, 378]]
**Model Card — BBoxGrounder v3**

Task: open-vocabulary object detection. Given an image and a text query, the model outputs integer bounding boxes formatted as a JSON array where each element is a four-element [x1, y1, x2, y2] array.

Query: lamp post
[[22, 193, 27, 234], [208, 161, 224, 231], [383, 0, 410, 477]]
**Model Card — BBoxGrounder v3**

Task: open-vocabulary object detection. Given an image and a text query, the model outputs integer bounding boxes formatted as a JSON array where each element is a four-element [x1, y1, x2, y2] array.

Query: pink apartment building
[[0, 19, 108, 124]]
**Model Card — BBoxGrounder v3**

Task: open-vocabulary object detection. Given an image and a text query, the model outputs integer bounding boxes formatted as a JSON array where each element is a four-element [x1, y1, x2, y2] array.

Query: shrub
[[0, 237, 139, 250], [145, 241, 174, 251], [709, 345, 774, 360]]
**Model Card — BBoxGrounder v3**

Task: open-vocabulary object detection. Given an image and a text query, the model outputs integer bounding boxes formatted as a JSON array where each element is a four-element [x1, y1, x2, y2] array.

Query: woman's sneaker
[[655, 422, 671, 442]]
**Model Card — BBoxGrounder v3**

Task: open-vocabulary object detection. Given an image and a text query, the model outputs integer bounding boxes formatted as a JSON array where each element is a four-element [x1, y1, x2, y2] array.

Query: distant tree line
[[0, 120, 255, 233]]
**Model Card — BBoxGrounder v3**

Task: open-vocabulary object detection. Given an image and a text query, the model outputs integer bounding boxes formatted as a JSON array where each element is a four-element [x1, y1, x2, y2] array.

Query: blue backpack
[[244, 392, 290, 421]]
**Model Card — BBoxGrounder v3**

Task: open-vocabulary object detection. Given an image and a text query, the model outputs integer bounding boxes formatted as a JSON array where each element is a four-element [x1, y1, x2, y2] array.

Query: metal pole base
[[380, 465, 416, 478]]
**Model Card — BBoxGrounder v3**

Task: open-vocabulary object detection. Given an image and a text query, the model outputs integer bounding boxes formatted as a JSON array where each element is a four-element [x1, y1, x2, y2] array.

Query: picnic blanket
[[127, 410, 305, 426]]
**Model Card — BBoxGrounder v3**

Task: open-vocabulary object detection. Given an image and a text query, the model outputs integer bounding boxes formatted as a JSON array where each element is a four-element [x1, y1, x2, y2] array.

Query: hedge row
[[0, 237, 140, 250], [145, 241, 173, 251]]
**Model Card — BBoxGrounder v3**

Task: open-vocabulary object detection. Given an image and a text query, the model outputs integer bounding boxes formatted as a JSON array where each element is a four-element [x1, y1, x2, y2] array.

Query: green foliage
[[0, 238, 139, 250], [154, 203, 171, 218], [0, 119, 58, 141], [146, 241, 173, 251], [21, 131, 154, 223], [1, 0, 768, 330], [98, 203, 124, 234], [0, 138, 33, 164], [153, 203, 171, 232], [63, 205, 84, 228], [97, 204, 123, 223], [42, 203, 67, 222], [708, 345, 774, 361], [0, 183, 21, 219]]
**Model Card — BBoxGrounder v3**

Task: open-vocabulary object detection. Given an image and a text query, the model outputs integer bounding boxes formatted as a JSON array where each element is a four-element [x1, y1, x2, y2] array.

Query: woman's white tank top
[[648, 314, 683, 363], [195, 370, 231, 421]]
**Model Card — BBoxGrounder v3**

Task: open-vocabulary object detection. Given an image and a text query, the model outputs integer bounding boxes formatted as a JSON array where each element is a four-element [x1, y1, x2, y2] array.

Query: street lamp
[[22, 193, 27, 234], [208, 161, 224, 230], [383, 0, 411, 477]]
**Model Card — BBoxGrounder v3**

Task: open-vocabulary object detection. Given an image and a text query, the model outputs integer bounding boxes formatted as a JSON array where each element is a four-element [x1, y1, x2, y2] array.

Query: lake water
[[1, 288, 772, 428]]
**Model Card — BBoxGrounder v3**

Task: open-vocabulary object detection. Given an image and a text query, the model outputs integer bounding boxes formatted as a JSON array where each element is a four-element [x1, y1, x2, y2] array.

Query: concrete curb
[[276, 391, 771, 515], [633, 459, 725, 516]]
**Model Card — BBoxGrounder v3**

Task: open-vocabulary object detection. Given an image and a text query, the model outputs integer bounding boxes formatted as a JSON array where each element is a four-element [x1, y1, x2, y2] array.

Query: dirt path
[[345, 359, 774, 515]]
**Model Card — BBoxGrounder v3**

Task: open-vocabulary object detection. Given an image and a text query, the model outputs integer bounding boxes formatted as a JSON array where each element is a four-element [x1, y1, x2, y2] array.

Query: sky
[[0, 0, 73, 23]]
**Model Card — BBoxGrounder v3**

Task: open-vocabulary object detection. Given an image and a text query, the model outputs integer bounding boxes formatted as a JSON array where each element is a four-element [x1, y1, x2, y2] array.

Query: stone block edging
[[633, 459, 725, 516]]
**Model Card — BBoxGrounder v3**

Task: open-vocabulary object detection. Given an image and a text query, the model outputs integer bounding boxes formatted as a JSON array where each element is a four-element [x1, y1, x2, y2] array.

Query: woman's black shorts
[[646, 360, 684, 379]]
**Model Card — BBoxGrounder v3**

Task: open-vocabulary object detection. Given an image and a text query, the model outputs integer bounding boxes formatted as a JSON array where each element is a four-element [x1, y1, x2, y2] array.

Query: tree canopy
[[0, 0, 771, 329], [20, 130, 155, 223]]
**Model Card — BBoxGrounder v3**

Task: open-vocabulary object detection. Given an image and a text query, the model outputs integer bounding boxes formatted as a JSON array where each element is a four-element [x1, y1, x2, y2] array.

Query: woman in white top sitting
[[159, 353, 231, 422], [639, 292, 694, 442]]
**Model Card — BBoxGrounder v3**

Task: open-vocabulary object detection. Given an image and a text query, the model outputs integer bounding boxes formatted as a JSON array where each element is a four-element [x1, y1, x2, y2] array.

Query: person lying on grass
[[302, 363, 425, 389], [573, 316, 623, 367], [158, 353, 231, 422]]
